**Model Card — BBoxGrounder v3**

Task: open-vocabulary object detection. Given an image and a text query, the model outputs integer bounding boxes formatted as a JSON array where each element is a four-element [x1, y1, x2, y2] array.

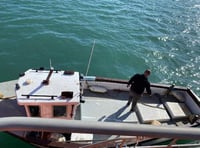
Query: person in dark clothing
[[127, 69, 152, 112]]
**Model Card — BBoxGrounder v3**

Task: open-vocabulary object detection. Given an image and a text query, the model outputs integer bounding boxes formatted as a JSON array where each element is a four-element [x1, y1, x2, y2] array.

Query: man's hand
[[143, 93, 152, 97]]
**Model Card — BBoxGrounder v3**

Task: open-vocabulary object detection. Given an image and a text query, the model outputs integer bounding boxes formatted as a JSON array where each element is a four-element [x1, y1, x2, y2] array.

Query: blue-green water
[[0, 0, 200, 147], [0, 132, 34, 147], [1, 0, 200, 94]]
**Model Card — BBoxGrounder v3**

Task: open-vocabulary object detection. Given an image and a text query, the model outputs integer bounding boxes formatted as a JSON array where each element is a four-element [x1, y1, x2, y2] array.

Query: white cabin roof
[[16, 69, 80, 104]]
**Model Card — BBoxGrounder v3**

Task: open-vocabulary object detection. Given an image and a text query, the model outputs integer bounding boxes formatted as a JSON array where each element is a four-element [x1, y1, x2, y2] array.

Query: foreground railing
[[0, 117, 200, 140]]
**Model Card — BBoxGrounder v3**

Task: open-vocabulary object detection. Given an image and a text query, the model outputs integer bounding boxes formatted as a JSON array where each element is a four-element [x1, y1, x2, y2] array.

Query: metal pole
[[1, 117, 200, 140], [85, 40, 95, 76]]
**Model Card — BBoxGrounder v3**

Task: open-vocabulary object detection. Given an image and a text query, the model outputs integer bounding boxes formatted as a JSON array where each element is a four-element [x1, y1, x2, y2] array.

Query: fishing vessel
[[0, 67, 200, 147]]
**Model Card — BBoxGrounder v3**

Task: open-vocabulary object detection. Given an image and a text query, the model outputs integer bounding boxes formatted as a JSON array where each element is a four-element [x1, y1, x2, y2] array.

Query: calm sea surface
[[0, 0, 200, 146], [1, 0, 200, 94]]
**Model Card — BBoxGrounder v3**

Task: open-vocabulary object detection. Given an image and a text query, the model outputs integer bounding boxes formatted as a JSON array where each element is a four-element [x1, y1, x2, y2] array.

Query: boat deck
[[81, 88, 191, 126], [0, 80, 193, 126], [81, 97, 138, 123], [0, 80, 26, 137], [0, 78, 199, 146], [0, 80, 26, 118]]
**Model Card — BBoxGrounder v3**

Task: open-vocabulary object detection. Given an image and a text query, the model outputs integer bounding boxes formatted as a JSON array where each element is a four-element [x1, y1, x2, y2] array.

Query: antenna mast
[[85, 40, 95, 76], [49, 59, 54, 70]]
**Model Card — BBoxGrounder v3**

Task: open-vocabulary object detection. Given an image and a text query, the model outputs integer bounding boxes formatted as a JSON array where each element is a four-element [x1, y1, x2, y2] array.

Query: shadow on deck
[[98, 105, 132, 122], [0, 99, 26, 117]]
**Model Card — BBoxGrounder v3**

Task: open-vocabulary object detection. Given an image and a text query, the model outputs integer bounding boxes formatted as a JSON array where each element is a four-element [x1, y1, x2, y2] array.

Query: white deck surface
[[81, 97, 138, 123], [165, 102, 191, 119], [137, 97, 170, 123], [71, 133, 93, 142], [0, 80, 17, 98], [16, 69, 80, 103]]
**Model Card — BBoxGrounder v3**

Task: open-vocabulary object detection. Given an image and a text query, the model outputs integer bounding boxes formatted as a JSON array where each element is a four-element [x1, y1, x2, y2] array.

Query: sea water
[[0, 0, 200, 94]]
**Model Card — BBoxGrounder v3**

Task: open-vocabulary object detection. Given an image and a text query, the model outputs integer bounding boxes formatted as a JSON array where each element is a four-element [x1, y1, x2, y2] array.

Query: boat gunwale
[[94, 77, 200, 107]]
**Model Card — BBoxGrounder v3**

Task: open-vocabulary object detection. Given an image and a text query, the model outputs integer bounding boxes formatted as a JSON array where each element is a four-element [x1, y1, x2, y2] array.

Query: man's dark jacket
[[128, 74, 151, 95]]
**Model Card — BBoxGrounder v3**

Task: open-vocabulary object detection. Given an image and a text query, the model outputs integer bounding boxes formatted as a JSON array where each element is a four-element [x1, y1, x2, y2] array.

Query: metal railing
[[0, 117, 200, 140]]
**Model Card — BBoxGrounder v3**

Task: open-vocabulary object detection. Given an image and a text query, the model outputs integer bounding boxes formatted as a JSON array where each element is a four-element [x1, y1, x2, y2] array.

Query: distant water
[[0, 0, 200, 96]]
